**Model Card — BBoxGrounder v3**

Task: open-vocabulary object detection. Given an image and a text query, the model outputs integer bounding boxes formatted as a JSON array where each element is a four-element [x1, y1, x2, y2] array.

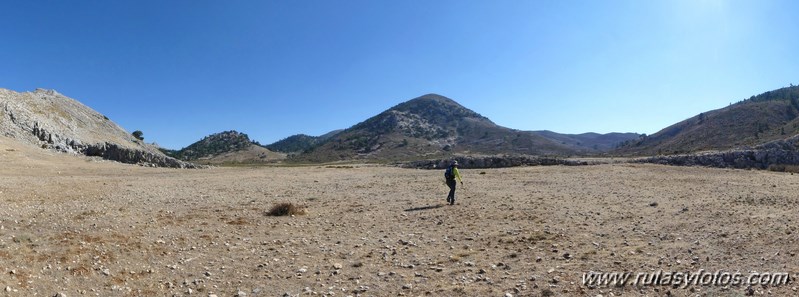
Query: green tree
[[132, 130, 144, 141]]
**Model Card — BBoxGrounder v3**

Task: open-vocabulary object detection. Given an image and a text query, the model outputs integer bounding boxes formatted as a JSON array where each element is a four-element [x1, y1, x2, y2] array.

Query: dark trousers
[[446, 179, 457, 204]]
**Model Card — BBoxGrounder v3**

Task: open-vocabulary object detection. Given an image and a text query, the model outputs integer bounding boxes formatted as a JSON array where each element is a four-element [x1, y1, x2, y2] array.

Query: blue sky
[[2, 0, 798, 149]]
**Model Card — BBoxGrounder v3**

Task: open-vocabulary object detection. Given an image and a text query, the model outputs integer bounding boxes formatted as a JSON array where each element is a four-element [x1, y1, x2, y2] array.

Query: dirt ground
[[2, 137, 799, 297]]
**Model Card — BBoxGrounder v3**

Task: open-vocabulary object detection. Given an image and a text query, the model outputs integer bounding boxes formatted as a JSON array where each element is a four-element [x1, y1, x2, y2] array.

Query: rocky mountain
[[292, 94, 637, 162], [165, 130, 285, 165], [265, 130, 342, 154], [615, 85, 799, 156], [0, 88, 198, 168]]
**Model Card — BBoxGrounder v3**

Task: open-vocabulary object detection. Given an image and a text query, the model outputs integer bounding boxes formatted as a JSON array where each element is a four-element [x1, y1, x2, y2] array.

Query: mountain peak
[[414, 93, 453, 101], [33, 88, 61, 96], [402, 93, 458, 106], [388, 93, 489, 123], [291, 93, 584, 162], [205, 130, 247, 139]]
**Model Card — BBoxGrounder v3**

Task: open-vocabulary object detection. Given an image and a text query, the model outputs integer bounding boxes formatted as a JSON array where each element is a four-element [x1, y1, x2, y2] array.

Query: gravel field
[[2, 137, 799, 296]]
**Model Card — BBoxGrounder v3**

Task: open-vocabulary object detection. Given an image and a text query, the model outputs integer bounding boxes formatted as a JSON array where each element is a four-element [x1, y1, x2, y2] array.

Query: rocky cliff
[[402, 155, 588, 169], [635, 134, 799, 169], [0, 88, 200, 168]]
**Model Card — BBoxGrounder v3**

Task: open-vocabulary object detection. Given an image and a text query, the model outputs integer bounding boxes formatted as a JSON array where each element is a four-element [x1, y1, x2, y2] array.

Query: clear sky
[[2, 0, 798, 149]]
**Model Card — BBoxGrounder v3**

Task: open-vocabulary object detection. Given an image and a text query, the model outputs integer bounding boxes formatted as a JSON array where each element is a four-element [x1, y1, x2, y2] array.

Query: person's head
[[451, 160, 459, 167]]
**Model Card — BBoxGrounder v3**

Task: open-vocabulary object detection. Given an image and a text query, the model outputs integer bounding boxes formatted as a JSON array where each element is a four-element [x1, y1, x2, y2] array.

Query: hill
[[166, 130, 285, 165], [293, 94, 637, 162], [0, 88, 198, 168], [265, 130, 342, 154], [616, 85, 799, 155]]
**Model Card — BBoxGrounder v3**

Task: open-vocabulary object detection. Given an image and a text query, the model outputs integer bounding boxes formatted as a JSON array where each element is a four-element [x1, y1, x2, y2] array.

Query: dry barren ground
[[2, 137, 799, 296]]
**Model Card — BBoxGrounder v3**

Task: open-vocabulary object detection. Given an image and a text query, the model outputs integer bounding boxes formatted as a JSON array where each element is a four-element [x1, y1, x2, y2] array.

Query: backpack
[[444, 166, 455, 180]]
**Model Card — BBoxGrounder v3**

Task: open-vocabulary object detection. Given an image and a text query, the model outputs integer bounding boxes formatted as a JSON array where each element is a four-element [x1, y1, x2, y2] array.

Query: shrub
[[267, 202, 306, 216], [132, 130, 144, 141], [767, 164, 799, 173]]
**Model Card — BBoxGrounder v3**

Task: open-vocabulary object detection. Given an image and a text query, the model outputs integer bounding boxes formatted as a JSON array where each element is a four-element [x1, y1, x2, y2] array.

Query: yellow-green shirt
[[450, 166, 462, 183]]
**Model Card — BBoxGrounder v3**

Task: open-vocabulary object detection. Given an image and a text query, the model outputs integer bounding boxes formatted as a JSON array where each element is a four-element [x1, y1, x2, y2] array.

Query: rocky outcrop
[[635, 134, 799, 169], [402, 155, 588, 169], [1, 88, 201, 168], [82, 142, 202, 168]]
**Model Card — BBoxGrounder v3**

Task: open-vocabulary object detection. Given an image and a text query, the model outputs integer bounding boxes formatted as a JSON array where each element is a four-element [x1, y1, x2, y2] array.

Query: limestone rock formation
[[635, 134, 799, 169], [0, 88, 200, 168], [402, 155, 587, 169]]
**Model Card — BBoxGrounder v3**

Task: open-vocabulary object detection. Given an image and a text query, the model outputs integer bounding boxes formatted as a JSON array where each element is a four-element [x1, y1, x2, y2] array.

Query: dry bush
[[267, 202, 306, 216], [767, 164, 799, 173]]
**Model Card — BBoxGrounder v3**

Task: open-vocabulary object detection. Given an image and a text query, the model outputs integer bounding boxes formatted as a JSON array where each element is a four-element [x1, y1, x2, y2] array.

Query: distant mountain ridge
[[1, 87, 639, 166], [13, 85, 799, 167], [532, 130, 642, 152], [290, 94, 638, 162], [616, 85, 799, 155], [265, 130, 342, 154]]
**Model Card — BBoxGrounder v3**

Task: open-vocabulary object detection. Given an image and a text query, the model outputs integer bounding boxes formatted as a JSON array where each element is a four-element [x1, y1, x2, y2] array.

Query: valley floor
[[1, 138, 798, 296]]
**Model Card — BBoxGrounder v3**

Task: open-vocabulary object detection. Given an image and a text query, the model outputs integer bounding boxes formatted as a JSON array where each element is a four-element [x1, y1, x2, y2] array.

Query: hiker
[[444, 160, 463, 205]]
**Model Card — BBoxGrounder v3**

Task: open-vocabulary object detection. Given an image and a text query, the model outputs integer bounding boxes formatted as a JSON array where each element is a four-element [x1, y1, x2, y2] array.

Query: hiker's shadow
[[404, 204, 444, 212]]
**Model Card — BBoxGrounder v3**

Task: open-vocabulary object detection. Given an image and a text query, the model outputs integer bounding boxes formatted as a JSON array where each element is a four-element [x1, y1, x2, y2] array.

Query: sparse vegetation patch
[[267, 202, 306, 216]]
